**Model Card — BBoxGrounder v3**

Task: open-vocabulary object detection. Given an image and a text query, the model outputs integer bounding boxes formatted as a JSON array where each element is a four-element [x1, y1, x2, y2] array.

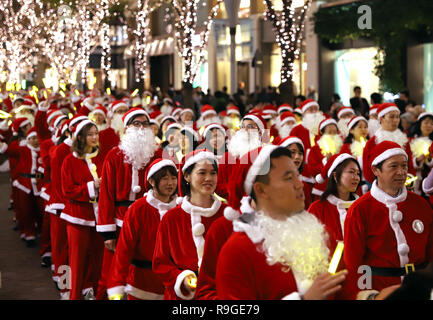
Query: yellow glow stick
[[59, 91, 65, 98], [74, 89, 80, 96], [106, 88, 111, 96], [199, 126, 205, 136], [131, 89, 139, 97], [176, 150, 183, 162], [405, 175, 418, 186], [43, 91, 48, 99], [146, 96, 151, 104], [68, 113, 73, 119], [155, 136, 162, 144], [328, 241, 344, 274], [423, 142, 430, 156], [360, 136, 367, 148], [214, 192, 227, 203], [187, 276, 197, 289], [108, 294, 123, 300], [0, 110, 12, 119], [270, 136, 274, 143], [32, 85, 38, 92], [60, 83, 66, 91]]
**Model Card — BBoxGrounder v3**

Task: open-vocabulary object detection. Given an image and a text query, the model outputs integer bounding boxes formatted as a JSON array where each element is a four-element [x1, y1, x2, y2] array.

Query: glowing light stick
[[109, 294, 123, 300], [199, 126, 205, 136], [405, 175, 418, 187], [176, 150, 183, 162], [328, 241, 344, 274], [131, 89, 139, 97], [187, 276, 197, 289], [423, 142, 430, 156], [106, 88, 111, 96], [360, 136, 367, 148], [59, 91, 65, 98], [0, 110, 12, 119]]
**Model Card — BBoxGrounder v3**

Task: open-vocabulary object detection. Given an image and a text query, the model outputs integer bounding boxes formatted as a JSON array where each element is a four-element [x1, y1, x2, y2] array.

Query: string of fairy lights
[[0, 0, 308, 90]]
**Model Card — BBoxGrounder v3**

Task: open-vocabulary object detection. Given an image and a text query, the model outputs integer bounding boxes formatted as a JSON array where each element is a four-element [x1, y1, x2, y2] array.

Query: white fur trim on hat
[[327, 153, 355, 179], [53, 115, 67, 128], [319, 118, 338, 132], [417, 112, 433, 122], [26, 131, 37, 140], [378, 106, 400, 118], [278, 106, 293, 113], [91, 108, 106, 118], [123, 109, 149, 127], [202, 124, 226, 138], [180, 109, 194, 116], [244, 145, 278, 195], [182, 151, 218, 173], [147, 159, 177, 182], [280, 137, 304, 149], [243, 114, 264, 132], [227, 108, 240, 115], [337, 108, 354, 119], [70, 116, 88, 128], [371, 148, 408, 167], [280, 116, 297, 127], [347, 116, 367, 131], [112, 101, 128, 112], [167, 123, 182, 131], [181, 126, 199, 141], [301, 101, 319, 113], [224, 206, 241, 221], [200, 109, 217, 119], [19, 119, 31, 129], [74, 119, 95, 138]]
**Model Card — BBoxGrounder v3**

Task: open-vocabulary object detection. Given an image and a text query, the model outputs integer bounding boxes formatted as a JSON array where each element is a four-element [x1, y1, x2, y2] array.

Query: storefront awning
[[124, 37, 175, 59]]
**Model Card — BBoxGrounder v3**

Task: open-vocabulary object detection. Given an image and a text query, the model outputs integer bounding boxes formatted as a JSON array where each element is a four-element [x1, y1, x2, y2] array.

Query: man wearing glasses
[[96, 107, 162, 299]]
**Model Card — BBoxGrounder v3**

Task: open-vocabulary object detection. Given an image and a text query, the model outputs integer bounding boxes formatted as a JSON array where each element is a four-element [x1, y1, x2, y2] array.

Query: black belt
[[115, 200, 134, 207], [21, 173, 44, 179], [371, 262, 428, 277], [131, 259, 152, 269], [70, 197, 99, 204]]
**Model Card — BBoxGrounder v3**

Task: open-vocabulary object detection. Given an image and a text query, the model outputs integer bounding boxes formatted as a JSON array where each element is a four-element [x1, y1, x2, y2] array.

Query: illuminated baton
[[423, 143, 430, 156], [59, 91, 66, 98], [131, 89, 139, 97], [0, 110, 12, 119], [199, 126, 205, 136], [106, 88, 111, 96], [360, 136, 367, 148], [328, 241, 344, 275], [187, 276, 197, 289], [74, 89, 80, 96], [405, 175, 418, 187], [108, 294, 123, 300]]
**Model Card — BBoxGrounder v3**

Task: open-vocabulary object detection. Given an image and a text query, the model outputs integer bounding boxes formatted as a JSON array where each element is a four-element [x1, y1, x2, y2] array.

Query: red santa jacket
[[48, 138, 73, 214], [1, 139, 22, 181], [2, 142, 44, 195], [152, 196, 226, 300], [340, 181, 433, 299], [215, 151, 238, 200], [60, 151, 103, 227], [290, 124, 312, 151], [34, 109, 52, 142], [39, 137, 56, 202], [96, 146, 162, 237], [98, 127, 120, 162], [107, 190, 178, 300]]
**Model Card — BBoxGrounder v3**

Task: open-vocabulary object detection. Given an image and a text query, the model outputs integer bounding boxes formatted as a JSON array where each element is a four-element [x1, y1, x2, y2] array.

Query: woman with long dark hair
[[60, 119, 105, 300], [200, 123, 227, 159], [308, 153, 361, 242], [408, 112, 433, 196], [152, 149, 226, 300]]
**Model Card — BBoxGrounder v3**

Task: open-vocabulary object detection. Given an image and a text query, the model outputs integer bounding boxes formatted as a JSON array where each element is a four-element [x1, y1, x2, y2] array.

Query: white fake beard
[[227, 129, 262, 158], [96, 123, 108, 132], [302, 112, 325, 136], [350, 140, 365, 158], [278, 124, 294, 139], [410, 137, 432, 158], [17, 112, 35, 127], [160, 104, 173, 116], [110, 113, 125, 136], [317, 134, 343, 156], [337, 118, 351, 138], [119, 126, 158, 170], [255, 210, 330, 283], [375, 127, 408, 147], [368, 119, 381, 137], [197, 115, 222, 128]]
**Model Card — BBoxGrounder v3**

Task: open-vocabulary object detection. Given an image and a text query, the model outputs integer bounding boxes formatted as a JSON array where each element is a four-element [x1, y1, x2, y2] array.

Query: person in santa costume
[[216, 113, 266, 199], [407, 112, 433, 197], [308, 153, 361, 242], [223, 105, 241, 132], [368, 104, 381, 138], [89, 105, 109, 132], [179, 126, 200, 157], [336, 106, 355, 139], [159, 115, 177, 139], [96, 107, 161, 300], [362, 103, 415, 185], [290, 99, 326, 151], [179, 108, 196, 128], [152, 149, 226, 300], [60, 119, 105, 300], [278, 136, 314, 208], [0, 127, 45, 247], [199, 123, 227, 160], [196, 105, 221, 129], [273, 111, 297, 145], [161, 122, 183, 167], [215, 145, 347, 300], [107, 159, 178, 300], [341, 141, 433, 300]]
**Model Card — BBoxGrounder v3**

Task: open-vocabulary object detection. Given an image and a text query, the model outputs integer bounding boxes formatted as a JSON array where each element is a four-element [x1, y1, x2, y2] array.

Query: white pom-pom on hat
[[224, 206, 240, 221], [315, 173, 325, 184], [192, 223, 205, 236], [132, 185, 141, 193]]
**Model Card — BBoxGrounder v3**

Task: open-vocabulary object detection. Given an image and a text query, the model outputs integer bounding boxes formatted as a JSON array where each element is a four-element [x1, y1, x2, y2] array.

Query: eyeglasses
[[131, 120, 150, 128], [240, 124, 259, 130]]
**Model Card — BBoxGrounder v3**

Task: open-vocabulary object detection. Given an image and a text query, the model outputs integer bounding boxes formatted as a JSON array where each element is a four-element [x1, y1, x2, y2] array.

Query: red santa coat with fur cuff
[[96, 146, 162, 235], [48, 138, 73, 214], [107, 190, 178, 300], [98, 127, 120, 162], [60, 152, 103, 226], [340, 181, 433, 300], [39, 137, 55, 202], [152, 196, 226, 300], [216, 152, 238, 200]]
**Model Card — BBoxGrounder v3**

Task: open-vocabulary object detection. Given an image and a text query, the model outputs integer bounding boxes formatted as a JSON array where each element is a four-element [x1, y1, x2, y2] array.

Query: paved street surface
[[0, 172, 59, 300]]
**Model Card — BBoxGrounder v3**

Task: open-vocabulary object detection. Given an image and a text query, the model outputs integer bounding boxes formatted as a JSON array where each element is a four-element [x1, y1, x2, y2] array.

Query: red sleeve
[[97, 150, 118, 233], [362, 138, 376, 183], [307, 200, 323, 222], [61, 157, 94, 202], [107, 203, 140, 291], [3, 141, 20, 157], [307, 146, 325, 177], [51, 147, 66, 200], [196, 218, 233, 300], [340, 143, 351, 155], [35, 110, 52, 141]]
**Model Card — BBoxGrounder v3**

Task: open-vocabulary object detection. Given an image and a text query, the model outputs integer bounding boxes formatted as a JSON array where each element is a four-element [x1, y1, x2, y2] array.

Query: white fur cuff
[[282, 292, 302, 300], [0, 142, 8, 154], [174, 270, 196, 300], [107, 285, 125, 297], [87, 181, 96, 200]]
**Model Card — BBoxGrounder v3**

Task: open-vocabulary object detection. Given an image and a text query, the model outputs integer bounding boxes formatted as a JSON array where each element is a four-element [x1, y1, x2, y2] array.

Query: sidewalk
[[0, 172, 59, 300]]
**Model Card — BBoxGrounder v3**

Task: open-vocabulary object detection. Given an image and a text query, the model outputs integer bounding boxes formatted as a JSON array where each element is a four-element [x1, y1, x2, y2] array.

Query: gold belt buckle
[[89, 198, 97, 204], [35, 173, 42, 179], [404, 263, 415, 275]]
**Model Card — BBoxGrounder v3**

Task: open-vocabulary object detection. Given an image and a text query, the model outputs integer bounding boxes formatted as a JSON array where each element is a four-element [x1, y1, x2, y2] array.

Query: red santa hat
[[82, 97, 95, 111], [160, 115, 177, 126], [60, 119, 71, 135], [52, 114, 68, 129], [279, 111, 297, 127], [224, 145, 279, 220], [263, 104, 278, 116], [377, 103, 400, 119], [122, 107, 150, 127], [149, 110, 164, 124], [347, 116, 368, 131], [145, 158, 177, 191], [369, 104, 381, 116], [72, 119, 95, 138], [179, 108, 195, 117], [370, 141, 408, 168], [242, 113, 266, 132], [69, 115, 89, 129], [171, 107, 182, 118], [300, 99, 319, 114], [315, 153, 356, 184], [166, 122, 182, 131], [294, 107, 303, 115], [278, 135, 304, 150], [318, 116, 338, 134], [20, 99, 36, 111], [13, 117, 31, 135], [200, 105, 217, 119], [91, 105, 108, 119], [227, 105, 240, 116], [219, 110, 227, 118], [417, 112, 433, 122], [278, 103, 293, 114], [202, 123, 226, 139], [337, 106, 355, 119], [111, 100, 129, 113], [26, 127, 37, 140], [180, 126, 200, 142]]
